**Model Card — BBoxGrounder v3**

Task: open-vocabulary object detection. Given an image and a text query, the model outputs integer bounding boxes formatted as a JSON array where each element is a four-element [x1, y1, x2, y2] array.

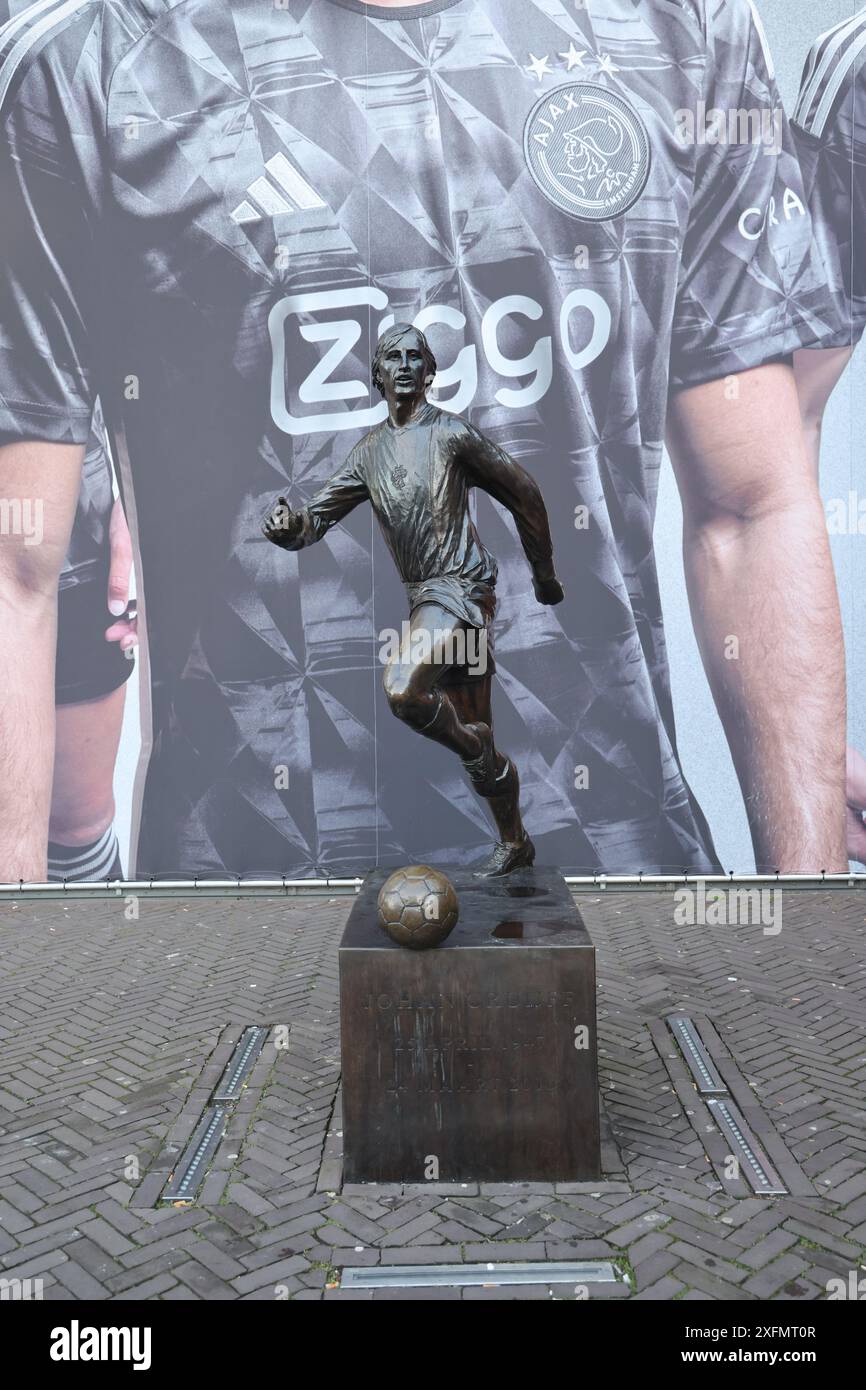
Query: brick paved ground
[[0, 887, 864, 1300]]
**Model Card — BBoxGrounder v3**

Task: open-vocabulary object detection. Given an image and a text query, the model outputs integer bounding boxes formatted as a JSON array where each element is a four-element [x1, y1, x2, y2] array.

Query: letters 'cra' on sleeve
[[459, 423, 556, 584], [669, 0, 841, 390], [289, 446, 370, 548], [792, 12, 866, 350], [0, 50, 98, 446]]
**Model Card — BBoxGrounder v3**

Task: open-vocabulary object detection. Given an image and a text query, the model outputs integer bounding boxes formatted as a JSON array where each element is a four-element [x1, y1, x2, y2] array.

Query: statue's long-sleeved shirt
[[288, 403, 556, 601]]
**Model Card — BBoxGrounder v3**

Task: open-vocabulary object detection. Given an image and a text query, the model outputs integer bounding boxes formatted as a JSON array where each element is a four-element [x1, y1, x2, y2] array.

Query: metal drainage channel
[[665, 1014, 787, 1197], [341, 1261, 620, 1291], [160, 1026, 269, 1203], [666, 1014, 727, 1095], [706, 1098, 786, 1198], [214, 1025, 269, 1103]]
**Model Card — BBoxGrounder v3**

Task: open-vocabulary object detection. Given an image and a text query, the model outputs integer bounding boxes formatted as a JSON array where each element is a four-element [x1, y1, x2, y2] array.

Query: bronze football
[[377, 865, 459, 950]]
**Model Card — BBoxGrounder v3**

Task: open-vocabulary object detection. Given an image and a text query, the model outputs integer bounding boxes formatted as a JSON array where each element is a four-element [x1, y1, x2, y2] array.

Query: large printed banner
[[0, 0, 863, 880]]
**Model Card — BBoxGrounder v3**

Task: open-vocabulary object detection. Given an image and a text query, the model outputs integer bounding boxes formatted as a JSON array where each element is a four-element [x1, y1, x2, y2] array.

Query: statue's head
[[372, 323, 437, 403]]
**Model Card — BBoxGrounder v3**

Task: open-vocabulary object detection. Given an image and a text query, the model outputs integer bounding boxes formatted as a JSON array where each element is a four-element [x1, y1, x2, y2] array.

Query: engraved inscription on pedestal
[[339, 868, 600, 1183], [371, 986, 574, 1096]]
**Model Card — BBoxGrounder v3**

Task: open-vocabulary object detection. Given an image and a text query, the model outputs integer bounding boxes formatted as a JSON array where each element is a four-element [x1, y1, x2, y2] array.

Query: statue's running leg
[[382, 604, 481, 760], [449, 675, 535, 877], [382, 603, 534, 875]]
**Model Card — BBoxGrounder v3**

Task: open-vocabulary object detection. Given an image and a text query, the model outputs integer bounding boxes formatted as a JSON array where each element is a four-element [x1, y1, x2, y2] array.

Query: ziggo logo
[[268, 287, 611, 435]]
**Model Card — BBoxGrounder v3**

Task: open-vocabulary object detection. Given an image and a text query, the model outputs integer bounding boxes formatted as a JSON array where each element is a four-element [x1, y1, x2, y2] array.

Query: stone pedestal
[[339, 867, 600, 1184]]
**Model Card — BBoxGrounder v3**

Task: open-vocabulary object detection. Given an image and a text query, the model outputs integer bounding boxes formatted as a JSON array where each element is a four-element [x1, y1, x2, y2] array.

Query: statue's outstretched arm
[[263, 449, 369, 551]]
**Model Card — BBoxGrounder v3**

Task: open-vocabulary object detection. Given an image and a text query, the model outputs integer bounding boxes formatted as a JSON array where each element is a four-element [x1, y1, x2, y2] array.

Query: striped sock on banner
[[47, 826, 123, 882]]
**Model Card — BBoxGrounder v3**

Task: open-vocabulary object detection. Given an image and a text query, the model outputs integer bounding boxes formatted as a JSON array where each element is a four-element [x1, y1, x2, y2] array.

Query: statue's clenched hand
[[533, 573, 565, 606], [262, 496, 304, 549]]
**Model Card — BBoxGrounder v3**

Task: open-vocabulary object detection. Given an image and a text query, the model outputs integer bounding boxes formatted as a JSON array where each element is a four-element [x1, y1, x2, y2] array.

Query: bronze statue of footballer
[[263, 323, 563, 876]]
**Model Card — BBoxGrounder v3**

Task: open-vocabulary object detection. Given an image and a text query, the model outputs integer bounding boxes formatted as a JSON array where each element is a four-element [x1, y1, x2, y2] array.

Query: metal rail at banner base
[[0, 872, 863, 900]]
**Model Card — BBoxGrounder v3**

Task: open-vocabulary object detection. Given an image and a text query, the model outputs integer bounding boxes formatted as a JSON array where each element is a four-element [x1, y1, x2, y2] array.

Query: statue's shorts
[[405, 576, 496, 688]]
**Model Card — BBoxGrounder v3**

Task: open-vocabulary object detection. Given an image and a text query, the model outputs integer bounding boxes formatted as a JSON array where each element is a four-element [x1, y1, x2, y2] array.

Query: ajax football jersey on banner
[[0, 6, 115, 598], [0, 0, 835, 875], [793, 8, 866, 348]]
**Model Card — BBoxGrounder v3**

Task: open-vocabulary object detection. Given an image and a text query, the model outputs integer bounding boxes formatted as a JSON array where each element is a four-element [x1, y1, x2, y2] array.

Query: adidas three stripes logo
[[231, 153, 326, 225]]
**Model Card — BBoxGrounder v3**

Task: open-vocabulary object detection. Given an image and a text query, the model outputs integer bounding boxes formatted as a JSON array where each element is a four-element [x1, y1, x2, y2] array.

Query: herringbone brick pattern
[[0, 889, 863, 1300]]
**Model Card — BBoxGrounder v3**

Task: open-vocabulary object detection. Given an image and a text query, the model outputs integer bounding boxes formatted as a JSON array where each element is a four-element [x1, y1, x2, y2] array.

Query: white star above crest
[[559, 43, 587, 71], [526, 53, 553, 83], [598, 53, 620, 75]]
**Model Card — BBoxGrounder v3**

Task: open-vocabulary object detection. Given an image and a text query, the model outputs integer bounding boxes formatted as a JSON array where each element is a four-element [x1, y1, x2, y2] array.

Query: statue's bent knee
[[383, 664, 417, 721]]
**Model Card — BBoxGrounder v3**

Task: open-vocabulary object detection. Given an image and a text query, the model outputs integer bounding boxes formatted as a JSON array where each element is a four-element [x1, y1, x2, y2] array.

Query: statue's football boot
[[473, 835, 536, 878]]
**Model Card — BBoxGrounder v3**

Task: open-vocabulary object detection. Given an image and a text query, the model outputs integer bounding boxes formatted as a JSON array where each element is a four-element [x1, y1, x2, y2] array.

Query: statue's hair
[[371, 322, 437, 396]]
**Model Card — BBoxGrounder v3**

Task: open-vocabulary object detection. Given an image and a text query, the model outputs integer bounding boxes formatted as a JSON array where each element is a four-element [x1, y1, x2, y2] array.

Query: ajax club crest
[[524, 82, 650, 221]]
